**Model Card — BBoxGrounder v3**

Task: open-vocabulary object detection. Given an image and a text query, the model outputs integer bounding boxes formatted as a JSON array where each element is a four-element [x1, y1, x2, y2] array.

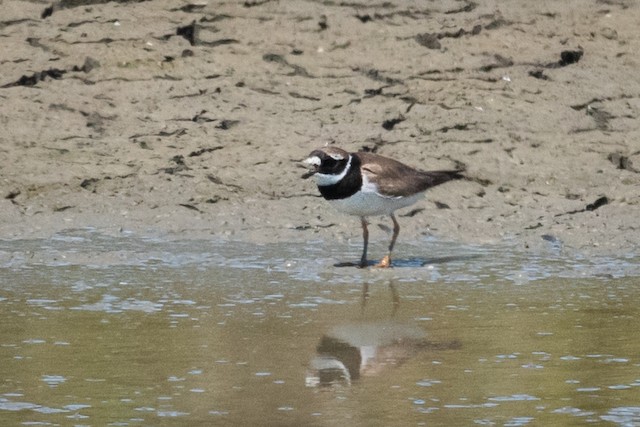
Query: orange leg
[[375, 214, 400, 268], [359, 217, 369, 268]]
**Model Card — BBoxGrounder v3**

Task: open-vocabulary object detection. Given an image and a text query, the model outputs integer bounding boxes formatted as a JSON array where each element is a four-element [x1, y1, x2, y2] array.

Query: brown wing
[[356, 152, 463, 197]]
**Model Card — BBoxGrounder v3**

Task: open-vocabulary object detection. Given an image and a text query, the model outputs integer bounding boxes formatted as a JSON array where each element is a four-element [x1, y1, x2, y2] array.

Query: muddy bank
[[1, 0, 639, 257]]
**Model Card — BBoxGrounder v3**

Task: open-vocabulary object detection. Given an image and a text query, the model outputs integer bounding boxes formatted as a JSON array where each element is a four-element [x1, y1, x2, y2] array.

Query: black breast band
[[318, 155, 363, 200]]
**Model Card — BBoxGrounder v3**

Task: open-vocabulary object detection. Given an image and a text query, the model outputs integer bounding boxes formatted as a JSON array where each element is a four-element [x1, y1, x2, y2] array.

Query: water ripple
[[1, 230, 639, 286]]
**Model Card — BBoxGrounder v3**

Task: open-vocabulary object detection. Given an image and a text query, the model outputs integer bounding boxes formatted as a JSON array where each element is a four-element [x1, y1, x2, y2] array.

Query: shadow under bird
[[302, 146, 464, 268]]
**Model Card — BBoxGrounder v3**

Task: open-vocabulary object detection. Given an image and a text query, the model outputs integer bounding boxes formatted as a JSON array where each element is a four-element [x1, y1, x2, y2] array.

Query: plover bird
[[302, 146, 463, 268]]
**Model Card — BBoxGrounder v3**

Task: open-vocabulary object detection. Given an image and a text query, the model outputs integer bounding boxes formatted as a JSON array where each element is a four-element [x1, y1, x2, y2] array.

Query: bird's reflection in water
[[361, 281, 398, 316], [306, 281, 460, 388]]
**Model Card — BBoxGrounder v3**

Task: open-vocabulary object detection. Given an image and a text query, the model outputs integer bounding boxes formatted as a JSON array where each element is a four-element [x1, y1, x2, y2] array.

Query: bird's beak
[[301, 170, 316, 179], [301, 156, 319, 179]]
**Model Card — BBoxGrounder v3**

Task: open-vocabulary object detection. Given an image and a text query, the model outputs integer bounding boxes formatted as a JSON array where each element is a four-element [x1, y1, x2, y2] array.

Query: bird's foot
[[374, 255, 392, 268]]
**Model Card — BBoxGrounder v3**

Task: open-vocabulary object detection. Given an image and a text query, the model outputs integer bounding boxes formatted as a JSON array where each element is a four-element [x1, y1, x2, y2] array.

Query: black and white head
[[301, 147, 352, 186]]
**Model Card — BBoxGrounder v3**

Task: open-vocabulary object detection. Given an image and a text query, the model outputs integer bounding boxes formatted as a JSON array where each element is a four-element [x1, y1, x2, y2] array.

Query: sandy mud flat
[[1, 0, 639, 257]]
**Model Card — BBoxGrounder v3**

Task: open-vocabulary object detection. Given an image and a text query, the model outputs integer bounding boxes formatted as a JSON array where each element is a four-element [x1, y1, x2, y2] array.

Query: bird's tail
[[418, 170, 465, 190]]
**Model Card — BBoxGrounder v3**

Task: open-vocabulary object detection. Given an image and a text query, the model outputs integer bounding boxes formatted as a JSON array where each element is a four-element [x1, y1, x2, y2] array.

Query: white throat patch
[[315, 155, 352, 187]]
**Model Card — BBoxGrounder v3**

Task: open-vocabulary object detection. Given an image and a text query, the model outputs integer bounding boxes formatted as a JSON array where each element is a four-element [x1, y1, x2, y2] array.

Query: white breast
[[329, 174, 424, 217]]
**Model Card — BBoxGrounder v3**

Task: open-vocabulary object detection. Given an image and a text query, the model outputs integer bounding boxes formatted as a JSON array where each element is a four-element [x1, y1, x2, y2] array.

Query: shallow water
[[1, 230, 639, 426]]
